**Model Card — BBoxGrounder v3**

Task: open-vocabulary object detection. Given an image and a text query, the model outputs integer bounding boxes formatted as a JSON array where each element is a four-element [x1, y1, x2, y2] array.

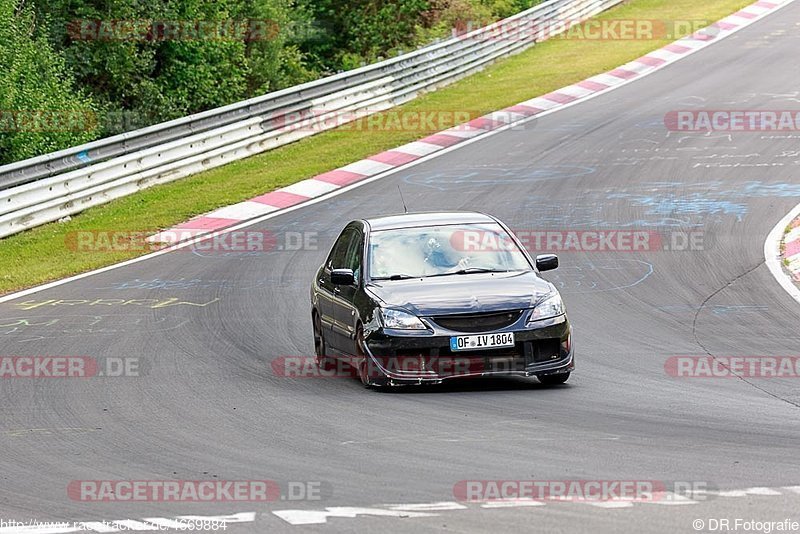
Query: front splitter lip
[[365, 350, 574, 385]]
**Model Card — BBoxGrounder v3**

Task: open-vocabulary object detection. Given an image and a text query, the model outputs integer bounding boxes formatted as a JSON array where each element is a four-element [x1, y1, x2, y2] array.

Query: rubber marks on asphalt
[[146, 0, 790, 246]]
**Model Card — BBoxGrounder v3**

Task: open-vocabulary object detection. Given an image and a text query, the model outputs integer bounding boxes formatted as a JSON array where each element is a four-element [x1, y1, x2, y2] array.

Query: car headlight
[[380, 308, 427, 330], [527, 293, 565, 323]]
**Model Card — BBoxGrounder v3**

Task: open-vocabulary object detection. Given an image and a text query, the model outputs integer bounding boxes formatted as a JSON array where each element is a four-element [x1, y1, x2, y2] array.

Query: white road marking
[[77, 523, 117, 533], [110, 522, 157, 531], [717, 487, 784, 497], [385, 502, 467, 511], [583, 501, 634, 508], [272, 507, 437, 525], [1, 484, 797, 531], [272, 484, 800, 525], [480, 500, 546, 509], [174, 513, 255, 524], [140, 519, 189, 530], [649, 492, 700, 506]]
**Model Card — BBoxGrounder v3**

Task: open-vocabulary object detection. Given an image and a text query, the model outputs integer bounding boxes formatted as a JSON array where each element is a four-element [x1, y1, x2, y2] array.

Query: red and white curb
[[783, 217, 800, 283], [148, 0, 794, 245], [766, 201, 800, 305]]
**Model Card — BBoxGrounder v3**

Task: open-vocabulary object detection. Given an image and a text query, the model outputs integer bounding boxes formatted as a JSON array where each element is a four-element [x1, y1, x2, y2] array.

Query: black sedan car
[[310, 212, 573, 387]]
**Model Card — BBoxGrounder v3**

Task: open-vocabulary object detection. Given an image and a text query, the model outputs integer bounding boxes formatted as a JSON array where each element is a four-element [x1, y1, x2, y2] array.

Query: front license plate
[[450, 332, 515, 351]]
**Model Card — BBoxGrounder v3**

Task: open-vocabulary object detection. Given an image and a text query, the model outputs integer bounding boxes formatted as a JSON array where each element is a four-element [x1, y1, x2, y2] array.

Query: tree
[[0, 0, 98, 164]]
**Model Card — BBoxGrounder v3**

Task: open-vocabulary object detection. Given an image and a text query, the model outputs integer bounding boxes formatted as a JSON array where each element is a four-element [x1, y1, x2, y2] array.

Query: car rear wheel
[[313, 312, 334, 371], [538, 372, 570, 385]]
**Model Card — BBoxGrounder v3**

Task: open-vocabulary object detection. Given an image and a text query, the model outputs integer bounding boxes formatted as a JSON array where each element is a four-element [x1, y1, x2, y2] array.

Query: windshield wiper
[[426, 267, 510, 277], [371, 273, 417, 280]]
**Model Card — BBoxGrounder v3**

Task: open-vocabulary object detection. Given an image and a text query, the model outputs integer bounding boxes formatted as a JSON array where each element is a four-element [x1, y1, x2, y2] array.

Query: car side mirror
[[535, 254, 559, 272], [331, 268, 356, 286]]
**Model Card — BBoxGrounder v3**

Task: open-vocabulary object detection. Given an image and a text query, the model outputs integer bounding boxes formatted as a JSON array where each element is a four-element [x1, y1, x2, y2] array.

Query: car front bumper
[[362, 314, 574, 385]]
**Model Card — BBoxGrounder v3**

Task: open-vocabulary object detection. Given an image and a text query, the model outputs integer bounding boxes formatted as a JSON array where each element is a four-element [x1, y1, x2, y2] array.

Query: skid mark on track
[[400, 165, 596, 191], [691, 261, 800, 409], [340, 433, 620, 446], [545, 259, 654, 294], [2, 428, 100, 438]]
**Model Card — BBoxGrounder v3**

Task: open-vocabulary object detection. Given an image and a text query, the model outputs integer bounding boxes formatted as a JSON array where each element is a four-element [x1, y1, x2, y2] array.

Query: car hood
[[366, 270, 555, 316]]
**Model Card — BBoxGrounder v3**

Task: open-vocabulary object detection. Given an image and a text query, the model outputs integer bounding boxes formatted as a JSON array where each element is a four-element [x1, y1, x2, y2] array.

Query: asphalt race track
[[2, 4, 800, 533]]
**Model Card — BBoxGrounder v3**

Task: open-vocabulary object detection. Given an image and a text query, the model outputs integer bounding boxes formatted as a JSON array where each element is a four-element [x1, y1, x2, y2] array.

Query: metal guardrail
[[0, 0, 622, 238]]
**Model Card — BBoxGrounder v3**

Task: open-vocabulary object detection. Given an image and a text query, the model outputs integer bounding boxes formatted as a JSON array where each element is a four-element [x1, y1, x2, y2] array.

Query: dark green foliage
[[0, 0, 98, 164], [1, 0, 540, 164]]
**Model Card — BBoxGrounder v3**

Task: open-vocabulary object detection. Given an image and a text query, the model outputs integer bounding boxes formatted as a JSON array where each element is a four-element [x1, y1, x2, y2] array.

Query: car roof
[[364, 211, 496, 231]]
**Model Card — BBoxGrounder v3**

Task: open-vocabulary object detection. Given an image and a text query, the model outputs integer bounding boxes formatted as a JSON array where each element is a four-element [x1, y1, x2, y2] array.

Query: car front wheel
[[355, 326, 387, 388]]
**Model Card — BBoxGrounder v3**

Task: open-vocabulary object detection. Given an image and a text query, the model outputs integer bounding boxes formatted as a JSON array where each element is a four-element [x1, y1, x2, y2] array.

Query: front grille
[[377, 339, 564, 377], [429, 310, 522, 333], [438, 344, 525, 373]]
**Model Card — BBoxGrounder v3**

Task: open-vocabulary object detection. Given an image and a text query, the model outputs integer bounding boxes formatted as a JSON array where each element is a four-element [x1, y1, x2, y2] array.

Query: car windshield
[[368, 222, 531, 280]]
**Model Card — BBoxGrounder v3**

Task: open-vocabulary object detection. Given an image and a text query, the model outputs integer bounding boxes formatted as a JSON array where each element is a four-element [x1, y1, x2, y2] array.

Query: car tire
[[538, 372, 570, 385], [355, 326, 372, 387], [355, 326, 386, 388], [313, 312, 334, 371]]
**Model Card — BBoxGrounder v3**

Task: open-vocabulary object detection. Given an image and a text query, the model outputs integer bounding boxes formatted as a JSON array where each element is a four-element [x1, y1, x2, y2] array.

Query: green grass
[[1, 0, 753, 294]]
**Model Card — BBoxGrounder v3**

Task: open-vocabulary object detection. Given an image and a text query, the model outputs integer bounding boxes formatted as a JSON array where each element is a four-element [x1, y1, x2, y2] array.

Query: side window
[[344, 231, 363, 282], [327, 228, 357, 270]]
